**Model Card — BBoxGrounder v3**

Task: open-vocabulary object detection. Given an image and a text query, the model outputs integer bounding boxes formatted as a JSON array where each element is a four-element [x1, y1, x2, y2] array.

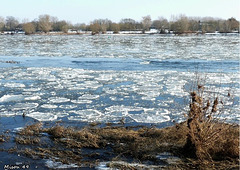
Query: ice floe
[[71, 100, 92, 104], [41, 104, 58, 109], [49, 97, 70, 103], [0, 95, 25, 102], [11, 103, 39, 111], [27, 112, 58, 121], [25, 96, 41, 101], [4, 83, 25, 88]]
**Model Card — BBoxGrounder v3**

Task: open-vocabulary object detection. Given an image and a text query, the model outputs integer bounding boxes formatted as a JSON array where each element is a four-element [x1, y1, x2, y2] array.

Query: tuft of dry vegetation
[[184, 84, 239, 163], [14, 123, 43, 145], [12, 118, 239, 169], [0, 135, 5, 142], [17, 122, 42, 136], [47, 126, 100, 148], [0, 132, 10, 143], [15, 136, 40, 145]]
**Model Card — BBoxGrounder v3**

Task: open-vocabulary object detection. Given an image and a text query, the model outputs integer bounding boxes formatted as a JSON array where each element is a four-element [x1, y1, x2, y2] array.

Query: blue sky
[[0, 0, 239, 24]]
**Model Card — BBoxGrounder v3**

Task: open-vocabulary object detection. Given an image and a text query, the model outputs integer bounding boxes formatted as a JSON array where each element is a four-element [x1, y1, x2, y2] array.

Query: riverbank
[[0, 115, 239, 169], [1, 31, 239, 36]]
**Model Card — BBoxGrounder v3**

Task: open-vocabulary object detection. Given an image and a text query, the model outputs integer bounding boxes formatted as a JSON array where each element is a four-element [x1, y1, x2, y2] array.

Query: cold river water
[[0, 34, 239, 125]]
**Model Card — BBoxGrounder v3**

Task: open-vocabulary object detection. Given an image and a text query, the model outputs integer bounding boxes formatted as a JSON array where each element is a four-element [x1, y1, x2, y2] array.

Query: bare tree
[[38, 14, 52, 33], [90, 19, 112, 33], [74, 23, 87, 31], [170, 14, 189, 34], [119, 18, 137, 31], [227, 17, 239, 32], [188, 19, 199, 32], [142, 15, 152, 31], [22, 22, 36, 35], [109, 23, 120, 33], [5, 16, 19, 31], [0, 16, 5, 31], [89, 23, 101, 34], [51, 16, 59, 31], [52, 20, 69, 33], [152, 17, 169, 33], [59, 21, 69, 33]]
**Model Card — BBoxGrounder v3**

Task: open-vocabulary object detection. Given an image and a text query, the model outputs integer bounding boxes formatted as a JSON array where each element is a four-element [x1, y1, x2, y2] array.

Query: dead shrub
[[184, 82, 239, 161]]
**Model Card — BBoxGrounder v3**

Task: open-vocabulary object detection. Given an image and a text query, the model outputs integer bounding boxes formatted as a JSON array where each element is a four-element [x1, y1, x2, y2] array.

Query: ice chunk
[[95, 74, 113, 81], [78, 94, 99, 100], [27, 112, 57, 121], [59, 105, 77, 109], [25, 96, 41, 101], [12, 103, 39, 110], [128, 108, 170, 123], [71, 100, 92, 104], [23, 88, 41, 92], [41, 104, 58, 109], [4, 83, 25, 88], [0, 95, 25, 102], [49, 97, 70, 103], [68, 109, 102, 122]]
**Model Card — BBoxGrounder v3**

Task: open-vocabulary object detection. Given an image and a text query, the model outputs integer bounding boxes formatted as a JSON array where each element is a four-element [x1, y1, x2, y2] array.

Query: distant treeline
[[0, 14, 239, 35]]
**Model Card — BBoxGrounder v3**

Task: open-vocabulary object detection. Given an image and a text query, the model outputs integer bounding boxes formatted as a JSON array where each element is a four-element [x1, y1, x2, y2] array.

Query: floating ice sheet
[[41, 104, 58, 109], [27, 112, 58, 121], [12, 103, 38, 111], [0, 95, 25, 102], [49, 97, 70, 103]]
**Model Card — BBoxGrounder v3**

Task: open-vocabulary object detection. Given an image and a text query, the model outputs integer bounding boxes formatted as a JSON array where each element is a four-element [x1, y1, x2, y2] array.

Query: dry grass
[[18, 122, 42, 136], [11, 121, 239, 168], [0, 133, 10, 143], [0, 135, 5, 142], [47, 126, 100, 148], [184, 84, 239, 163], [13, 123, 188, 166], [14, 122, 42, 145], [15, 136, 40, 145]]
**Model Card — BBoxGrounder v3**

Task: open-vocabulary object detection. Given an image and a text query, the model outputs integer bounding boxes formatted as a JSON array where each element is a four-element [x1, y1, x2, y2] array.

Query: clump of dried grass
[[184, 84, 239, 162], [15, 123, 43, 145], [18, 123, 43, 136], [0, 135, 5, 142], [15, 136, 40, 145], [47, 126, 100, 148], [96, 127, 139, 142]]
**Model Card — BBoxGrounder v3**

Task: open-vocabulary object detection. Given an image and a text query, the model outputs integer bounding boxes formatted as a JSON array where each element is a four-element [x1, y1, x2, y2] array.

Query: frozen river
[[0, 34, 239, 125]]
